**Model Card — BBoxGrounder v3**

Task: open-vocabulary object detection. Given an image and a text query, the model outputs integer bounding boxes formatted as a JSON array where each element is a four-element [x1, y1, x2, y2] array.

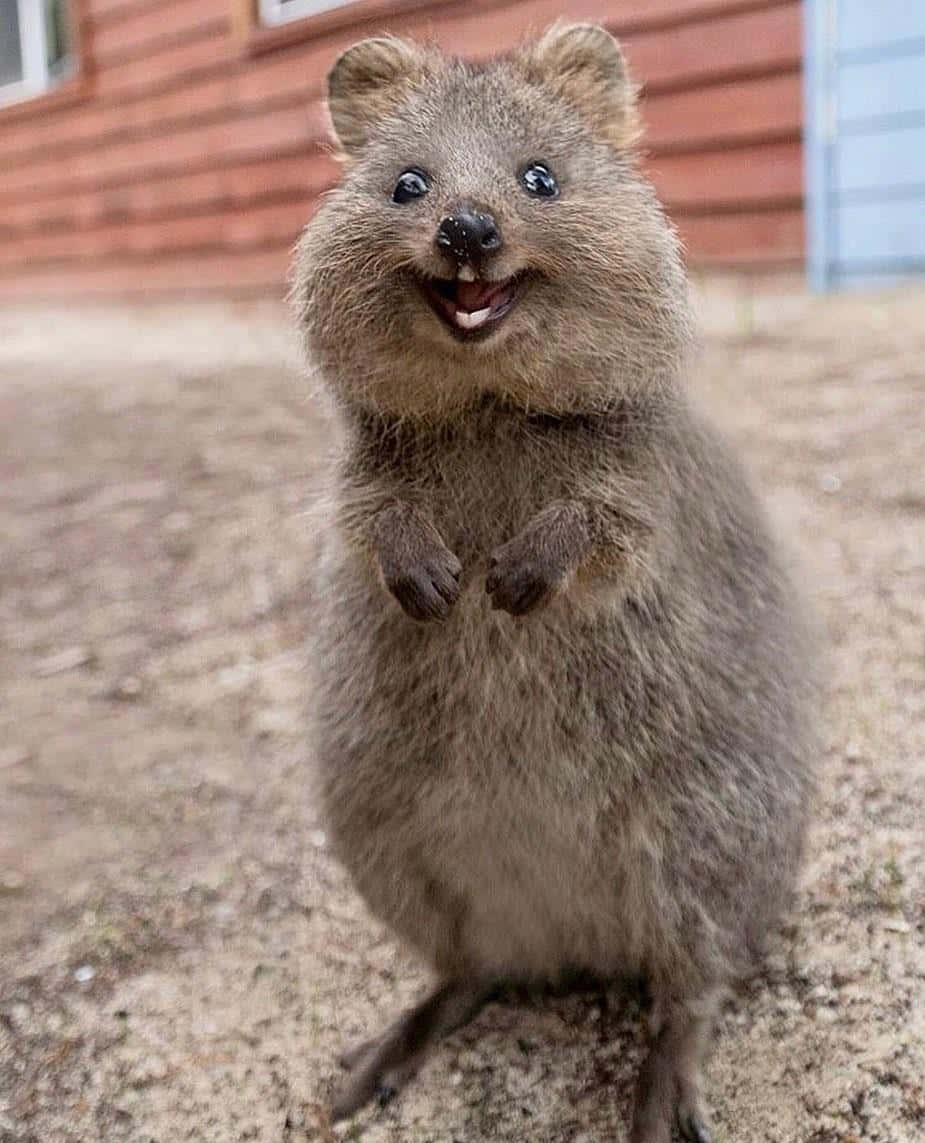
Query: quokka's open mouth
[[417, 272, 525, 340]]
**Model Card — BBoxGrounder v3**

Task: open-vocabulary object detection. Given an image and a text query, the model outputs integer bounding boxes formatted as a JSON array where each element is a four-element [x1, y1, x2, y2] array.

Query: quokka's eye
[[521, 162, 559, 198], [393, 169, 430, 204]]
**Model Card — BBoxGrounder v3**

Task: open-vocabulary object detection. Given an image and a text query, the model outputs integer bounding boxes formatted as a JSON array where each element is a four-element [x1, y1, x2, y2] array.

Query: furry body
[[311, 400, 809, 989], [295, 26, 815, 1140]]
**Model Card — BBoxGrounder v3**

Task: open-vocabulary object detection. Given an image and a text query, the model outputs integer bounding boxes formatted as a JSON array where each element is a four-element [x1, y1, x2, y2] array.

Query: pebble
[[127, 1052, 169, 1087], [310, 830, 327, 849], [0, 747, 30, 770], [820, 473, 842, 494], [253, 707, 290, 737], [9, 1002, 31, 1028], [113, 675, 143, 700], [0, 871, 25, 893], [74, 964, 96, 984], [217, 663, 254, 691], [213, 901, 236, 925], [36, 646, 93, 677], [882, 918, 911, 934], [162, 510, 192, 533], [252, 572, 272, 616]]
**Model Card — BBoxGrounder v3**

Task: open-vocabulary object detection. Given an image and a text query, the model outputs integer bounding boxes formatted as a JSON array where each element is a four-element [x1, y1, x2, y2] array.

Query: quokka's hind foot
[[331, 980, 488, 1122], [631, 991, 718, 1143]]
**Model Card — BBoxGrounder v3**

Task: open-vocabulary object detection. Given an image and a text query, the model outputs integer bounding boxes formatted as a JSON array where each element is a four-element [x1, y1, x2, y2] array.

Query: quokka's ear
[[326, 36, 434, 157], [520, 24, 641, 151]]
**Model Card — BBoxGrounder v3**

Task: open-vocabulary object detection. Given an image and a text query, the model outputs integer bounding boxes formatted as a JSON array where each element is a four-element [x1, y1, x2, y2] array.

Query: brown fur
[[293, 25, 816, 1142]]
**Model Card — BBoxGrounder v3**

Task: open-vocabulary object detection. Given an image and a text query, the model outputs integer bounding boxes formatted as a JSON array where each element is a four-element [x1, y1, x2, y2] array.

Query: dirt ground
[[0, 282, 922, 1143]]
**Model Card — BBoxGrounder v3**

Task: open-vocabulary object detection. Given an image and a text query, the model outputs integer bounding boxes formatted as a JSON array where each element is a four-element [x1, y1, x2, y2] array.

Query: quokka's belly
[[311, 566, 660, 981]]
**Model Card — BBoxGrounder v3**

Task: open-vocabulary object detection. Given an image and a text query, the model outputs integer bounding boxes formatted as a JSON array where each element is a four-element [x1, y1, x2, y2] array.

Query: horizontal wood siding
[[0, 0, 804, 298]]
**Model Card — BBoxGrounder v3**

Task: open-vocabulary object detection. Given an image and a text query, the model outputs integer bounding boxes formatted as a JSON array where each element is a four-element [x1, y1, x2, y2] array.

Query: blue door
[[805, 1, 925, 288]]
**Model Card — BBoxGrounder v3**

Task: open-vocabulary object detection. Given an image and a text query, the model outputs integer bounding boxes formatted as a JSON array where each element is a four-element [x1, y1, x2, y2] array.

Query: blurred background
[[2, 0, 924, 288], [1, 2, 923, 1141]]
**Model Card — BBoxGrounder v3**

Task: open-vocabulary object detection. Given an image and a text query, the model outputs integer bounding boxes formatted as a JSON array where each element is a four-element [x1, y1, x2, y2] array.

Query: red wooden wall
[[0, 0, 804, 298]]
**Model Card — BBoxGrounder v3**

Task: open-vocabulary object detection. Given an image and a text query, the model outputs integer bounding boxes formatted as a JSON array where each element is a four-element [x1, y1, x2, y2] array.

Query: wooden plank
[[94, 20, 234, 99], [0, 105, 324, 199], [838, 54, 925, 127], [834, 199, 925, 264], [0, 198, 312, 270], [0, 152, 338, 236], [0, 42, 313, 165], [835, 124, 925, 195], [436, 1, 802, 89], [643, 72, 802, 151], [594, 0, 791, 33], [677, 207, 804, 262], [0, 245, 294, 297], [0, 70, 250, 165], [649, 140, 803, 210], [413, 0, 787, 39], [623, 2, 801, 92], [89, 0, 161, 21], [93, 0, 226, 63], [838, 0, 925, 58]]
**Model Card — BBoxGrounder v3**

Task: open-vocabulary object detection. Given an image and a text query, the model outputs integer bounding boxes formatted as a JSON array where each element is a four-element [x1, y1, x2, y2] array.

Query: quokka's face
[[298, 26, 689, 416], [334, 73, 618, 353]]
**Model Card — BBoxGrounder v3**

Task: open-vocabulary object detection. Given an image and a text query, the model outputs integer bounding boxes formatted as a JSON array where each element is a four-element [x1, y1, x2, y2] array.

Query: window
[[0, 0, 72, 106], [258, 0, 355, 27]]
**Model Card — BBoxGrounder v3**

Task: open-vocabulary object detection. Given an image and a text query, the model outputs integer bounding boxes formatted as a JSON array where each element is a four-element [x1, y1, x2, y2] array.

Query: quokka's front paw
[[373, 502, 462, 622], [485, 534, 569, 616], [382, 544, 462, 621]]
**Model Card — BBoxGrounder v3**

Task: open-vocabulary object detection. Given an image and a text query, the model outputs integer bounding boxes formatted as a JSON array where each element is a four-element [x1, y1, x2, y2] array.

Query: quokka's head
[[294, 24, 692, 420]]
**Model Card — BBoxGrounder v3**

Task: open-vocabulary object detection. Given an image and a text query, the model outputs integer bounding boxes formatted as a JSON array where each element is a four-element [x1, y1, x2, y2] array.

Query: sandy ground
[[0, 283, 922, 1143]]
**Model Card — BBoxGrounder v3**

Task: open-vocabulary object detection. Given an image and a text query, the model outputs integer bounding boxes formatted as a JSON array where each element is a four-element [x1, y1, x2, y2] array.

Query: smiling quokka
[[294, 24, 816, 1143]]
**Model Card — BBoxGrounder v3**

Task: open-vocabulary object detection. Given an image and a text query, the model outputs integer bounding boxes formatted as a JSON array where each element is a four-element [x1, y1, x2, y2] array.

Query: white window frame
[[0, 0, 72, 107], [258, 0, 357, 28]]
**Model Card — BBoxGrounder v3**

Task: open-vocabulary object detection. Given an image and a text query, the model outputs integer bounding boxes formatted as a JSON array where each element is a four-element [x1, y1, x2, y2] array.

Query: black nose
[[435, 207, 502, 265]]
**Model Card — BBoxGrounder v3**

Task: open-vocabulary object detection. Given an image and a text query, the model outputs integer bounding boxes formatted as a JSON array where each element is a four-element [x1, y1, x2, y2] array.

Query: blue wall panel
[[838, 55, 925, 127], [805, 0, 925, 289], [838, 1, 925, 56], [836, 125, 925, 195], [835, 200, 925, 266]]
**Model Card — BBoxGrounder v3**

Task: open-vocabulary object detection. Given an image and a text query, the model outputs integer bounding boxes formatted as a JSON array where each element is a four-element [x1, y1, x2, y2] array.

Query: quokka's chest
[[360, 414, 617, 562]]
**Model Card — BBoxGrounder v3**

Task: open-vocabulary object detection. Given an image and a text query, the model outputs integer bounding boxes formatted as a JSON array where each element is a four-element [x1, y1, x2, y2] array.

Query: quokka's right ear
[[326, 37, 433, 158], [520, 24, 642, 151]]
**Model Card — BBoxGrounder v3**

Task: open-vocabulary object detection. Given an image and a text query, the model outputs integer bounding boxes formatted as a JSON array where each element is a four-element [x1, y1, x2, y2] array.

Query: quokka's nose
[[435, 207, 502, 266]]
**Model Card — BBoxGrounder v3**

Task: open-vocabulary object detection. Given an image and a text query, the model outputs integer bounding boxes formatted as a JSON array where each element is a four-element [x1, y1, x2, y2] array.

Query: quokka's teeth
[[455, 308, 491, 330], [457, 264, 476, 282]]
